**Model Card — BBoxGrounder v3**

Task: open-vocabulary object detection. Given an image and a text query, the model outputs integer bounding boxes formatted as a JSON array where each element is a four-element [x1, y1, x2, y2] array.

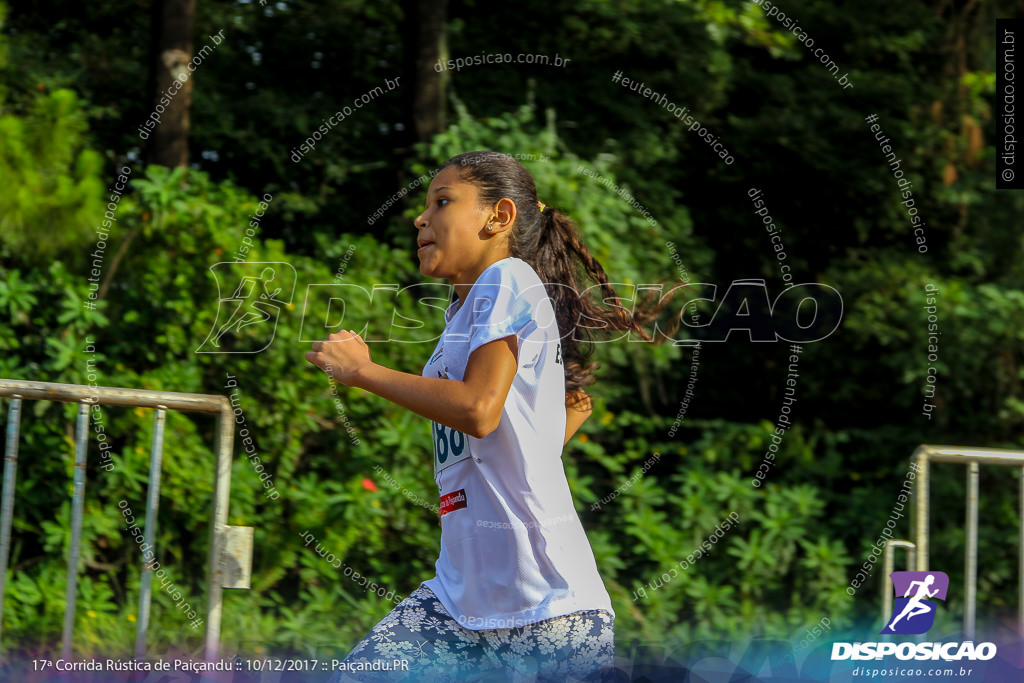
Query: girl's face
[[414, 166, 506, 285]]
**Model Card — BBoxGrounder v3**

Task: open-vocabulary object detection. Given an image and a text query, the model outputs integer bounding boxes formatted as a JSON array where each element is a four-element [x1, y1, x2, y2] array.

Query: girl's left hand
[[305, 329, 372, 386]]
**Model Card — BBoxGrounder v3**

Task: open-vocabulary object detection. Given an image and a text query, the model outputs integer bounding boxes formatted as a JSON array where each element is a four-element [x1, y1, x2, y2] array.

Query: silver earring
[[487, 225, 494, 231]]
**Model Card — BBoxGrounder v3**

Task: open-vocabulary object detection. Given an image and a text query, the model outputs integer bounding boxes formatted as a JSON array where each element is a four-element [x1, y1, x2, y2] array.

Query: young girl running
[[307, 151, 660, 681]]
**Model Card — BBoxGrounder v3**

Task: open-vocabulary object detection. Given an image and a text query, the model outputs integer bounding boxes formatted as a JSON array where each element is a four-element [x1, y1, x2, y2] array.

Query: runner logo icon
[[881, 571, 949, 635], [196, 262, 297, 354]]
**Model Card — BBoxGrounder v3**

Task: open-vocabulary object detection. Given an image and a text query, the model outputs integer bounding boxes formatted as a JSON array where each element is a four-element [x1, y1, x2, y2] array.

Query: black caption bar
[[997, 18, 1021, 190]]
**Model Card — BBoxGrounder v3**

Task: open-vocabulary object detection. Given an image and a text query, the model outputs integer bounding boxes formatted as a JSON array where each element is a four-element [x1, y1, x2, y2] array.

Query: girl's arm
[[305, 330, 518, 439], [564, 390, 593, 445]]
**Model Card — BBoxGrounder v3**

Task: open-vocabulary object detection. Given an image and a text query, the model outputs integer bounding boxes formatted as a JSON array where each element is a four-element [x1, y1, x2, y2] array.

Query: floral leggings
[[330, 584, 615, 682]]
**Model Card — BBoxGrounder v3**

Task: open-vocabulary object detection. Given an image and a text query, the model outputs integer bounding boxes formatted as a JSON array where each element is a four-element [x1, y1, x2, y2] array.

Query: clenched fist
[[305, 329, 373, 386]]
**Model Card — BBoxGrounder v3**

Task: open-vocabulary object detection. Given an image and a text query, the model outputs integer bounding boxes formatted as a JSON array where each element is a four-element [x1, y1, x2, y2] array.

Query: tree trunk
[[411, 0, 449, 142], [147, 0, 195, 167]]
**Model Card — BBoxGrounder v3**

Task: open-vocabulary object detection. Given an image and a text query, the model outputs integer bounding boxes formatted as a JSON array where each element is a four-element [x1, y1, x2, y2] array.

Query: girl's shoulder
[[459, 258, 550, 322], [478, 257, 543, 292]]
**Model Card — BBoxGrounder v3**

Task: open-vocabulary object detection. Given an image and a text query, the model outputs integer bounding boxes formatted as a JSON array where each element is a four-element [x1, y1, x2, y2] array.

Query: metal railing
[[0, 379, 253, 661], [882, 444, 1024, 639]]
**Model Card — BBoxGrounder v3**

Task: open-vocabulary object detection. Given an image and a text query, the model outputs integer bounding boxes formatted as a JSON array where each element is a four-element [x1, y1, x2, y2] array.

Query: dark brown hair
[[439, 151, 670, 408]]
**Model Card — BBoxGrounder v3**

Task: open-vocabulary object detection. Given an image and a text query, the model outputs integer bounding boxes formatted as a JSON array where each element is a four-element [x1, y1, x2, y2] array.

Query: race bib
[[432, 420, 472, 477]]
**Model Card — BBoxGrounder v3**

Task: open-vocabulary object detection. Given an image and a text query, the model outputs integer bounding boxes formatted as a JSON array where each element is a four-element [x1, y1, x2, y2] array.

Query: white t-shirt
[[421, 257, 614, 630]]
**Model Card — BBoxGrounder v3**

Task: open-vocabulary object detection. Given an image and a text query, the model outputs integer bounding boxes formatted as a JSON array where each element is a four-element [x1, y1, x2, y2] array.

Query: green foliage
[[0, 161, 437, 657], [0, 86, 105, 261], [574, 417, 853, 644]]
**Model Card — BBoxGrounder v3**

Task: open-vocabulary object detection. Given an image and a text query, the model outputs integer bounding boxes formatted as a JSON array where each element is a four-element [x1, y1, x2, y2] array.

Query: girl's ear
[[492, 197, 517, 229]]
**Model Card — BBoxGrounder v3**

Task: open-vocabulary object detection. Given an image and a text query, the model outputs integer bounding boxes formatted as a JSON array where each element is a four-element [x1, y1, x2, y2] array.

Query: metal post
[[914, 451, 929, 572], [883, 541, 895, 636], [965, 461, 979, 639], [135, 408, 167, 659], [1019, 467, 1024, 637], [882, 540, 917, 634], [0, 397, 23, 642], [204, 404, 235, 660], [61, 404, 90, 660]]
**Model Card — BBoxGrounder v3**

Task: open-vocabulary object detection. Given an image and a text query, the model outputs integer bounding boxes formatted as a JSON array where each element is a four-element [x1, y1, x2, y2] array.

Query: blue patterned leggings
[[331, 584, 615, 682]]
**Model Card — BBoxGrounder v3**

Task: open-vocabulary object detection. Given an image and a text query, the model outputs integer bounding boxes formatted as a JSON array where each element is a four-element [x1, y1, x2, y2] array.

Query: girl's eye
[[436, 198, 449, 207]]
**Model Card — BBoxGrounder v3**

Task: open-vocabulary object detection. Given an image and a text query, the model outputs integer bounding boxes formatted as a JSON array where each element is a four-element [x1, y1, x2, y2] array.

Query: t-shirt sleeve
[[466, 262, 538, 357]]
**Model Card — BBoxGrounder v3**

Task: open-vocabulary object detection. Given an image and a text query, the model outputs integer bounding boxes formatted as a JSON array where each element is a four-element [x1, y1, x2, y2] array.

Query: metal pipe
[[61, 403, 90, 660], [0, 380, 226, 415], [135, 408, 167, 659], [917, 444, 1024, 467], [0, 397, 23, 643]]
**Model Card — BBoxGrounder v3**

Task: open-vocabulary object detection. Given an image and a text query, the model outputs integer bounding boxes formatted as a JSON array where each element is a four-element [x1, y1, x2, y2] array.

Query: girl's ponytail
[[532, 206, 666, 399]]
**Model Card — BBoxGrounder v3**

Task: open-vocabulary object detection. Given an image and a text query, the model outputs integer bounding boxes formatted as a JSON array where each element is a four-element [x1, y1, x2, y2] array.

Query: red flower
[[361, 478, 378, 492]]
